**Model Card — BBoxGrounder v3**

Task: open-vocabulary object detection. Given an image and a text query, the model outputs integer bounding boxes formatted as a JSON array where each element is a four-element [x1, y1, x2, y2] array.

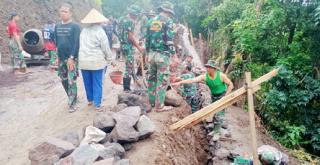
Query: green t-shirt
[[205, 71, 227, 95]]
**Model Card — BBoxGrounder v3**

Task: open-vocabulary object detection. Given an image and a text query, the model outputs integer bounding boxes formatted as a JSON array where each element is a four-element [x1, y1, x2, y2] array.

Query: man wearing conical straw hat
[[78, 8, 113, 112]]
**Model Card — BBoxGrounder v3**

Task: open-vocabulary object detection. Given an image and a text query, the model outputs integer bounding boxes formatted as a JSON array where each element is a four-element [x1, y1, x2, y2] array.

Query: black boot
[[123, 77, 131, 91]]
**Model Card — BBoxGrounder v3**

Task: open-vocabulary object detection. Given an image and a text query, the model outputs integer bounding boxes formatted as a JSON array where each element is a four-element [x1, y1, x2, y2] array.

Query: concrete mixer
[[22, 29, 50, 64]]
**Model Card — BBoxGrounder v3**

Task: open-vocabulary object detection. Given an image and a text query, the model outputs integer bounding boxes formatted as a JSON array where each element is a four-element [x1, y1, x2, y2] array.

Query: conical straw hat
[[81, 8, 109, 24]]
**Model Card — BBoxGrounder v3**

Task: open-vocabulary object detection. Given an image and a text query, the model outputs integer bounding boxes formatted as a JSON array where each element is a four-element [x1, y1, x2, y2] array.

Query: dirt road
[[0, 65, 122, 165]]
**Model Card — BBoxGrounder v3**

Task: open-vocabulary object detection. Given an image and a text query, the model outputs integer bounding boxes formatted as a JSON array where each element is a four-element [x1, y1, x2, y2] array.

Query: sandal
[[94, 106, 105, 112], [68, 106, 77, 113], [88, 102, 93, 106], [155, 106, 173, 112]]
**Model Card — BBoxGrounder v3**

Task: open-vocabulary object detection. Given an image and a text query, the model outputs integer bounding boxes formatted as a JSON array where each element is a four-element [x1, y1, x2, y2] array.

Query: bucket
[[109, 71, 123, 84]]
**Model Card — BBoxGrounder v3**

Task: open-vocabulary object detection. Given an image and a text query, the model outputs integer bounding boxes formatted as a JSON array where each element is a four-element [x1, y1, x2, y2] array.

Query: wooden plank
[[251, 68, 279, 87], [246, 72, 259, 165], [170, 85, 261, 130], [170, 68, 279, 131]]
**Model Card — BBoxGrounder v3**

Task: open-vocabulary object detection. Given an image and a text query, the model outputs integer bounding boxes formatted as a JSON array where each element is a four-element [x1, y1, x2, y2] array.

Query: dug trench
[[125, 102, 208, 165]]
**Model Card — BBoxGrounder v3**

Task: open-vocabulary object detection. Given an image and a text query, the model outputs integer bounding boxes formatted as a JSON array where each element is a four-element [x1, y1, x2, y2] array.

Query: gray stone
[[109, 124, 140, 144], [93, 112, 116, 133], [93, 158, 115, 165], [222, 121, 228, 129], [221, 129, 231, 138], [99, 142, 126, 159], [55, 144, 99, 165], [136, 115, 155, 140], [215, 148, 229, 160], [115, 159, 130, 165], [165, 90, 183, 107], [57, 130, 80, 147], [111, 104, 128, 112], [117, 92, 151, 113], [29, 138, 75, 165], [113, 106, 141, 127], [122, 143, 133, 151]]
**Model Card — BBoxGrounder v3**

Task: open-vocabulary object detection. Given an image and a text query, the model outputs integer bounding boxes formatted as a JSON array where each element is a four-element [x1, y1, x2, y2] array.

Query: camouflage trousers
[[58, 60, 78, 107], [185, 94, 201, 113], [147, 51, 170, 108], [48, 50, 58, 68], [212, 92, 226, 132], [123, 48, 135, 79], [9, 39, 26, 69]]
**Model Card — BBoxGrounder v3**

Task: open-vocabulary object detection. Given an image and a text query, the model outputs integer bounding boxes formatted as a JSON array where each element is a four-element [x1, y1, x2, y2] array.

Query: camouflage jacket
[[145, 14, 175, 55], [118, 15, 135, 50], [180, 72, 197, 97]]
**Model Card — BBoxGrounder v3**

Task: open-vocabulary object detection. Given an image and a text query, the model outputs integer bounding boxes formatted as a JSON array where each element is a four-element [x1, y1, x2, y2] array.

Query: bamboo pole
[[245, 72, 259, 165]]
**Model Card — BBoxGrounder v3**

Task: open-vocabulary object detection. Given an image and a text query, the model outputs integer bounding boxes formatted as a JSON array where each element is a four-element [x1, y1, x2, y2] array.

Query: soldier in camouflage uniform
[[145, 1, 176, 112], [55, 3, 81, 113], [118, 5, 145, 91], [175, 65, 200, 113]]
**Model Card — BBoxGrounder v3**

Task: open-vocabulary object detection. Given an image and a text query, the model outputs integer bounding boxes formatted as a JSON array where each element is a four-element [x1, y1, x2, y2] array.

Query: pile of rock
[[203, 114, 231, 164], [29, 103, 155, 165]]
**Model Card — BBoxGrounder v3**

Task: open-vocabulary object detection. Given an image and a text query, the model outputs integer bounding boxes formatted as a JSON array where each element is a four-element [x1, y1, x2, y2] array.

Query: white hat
[[81, 8, 109, 24]]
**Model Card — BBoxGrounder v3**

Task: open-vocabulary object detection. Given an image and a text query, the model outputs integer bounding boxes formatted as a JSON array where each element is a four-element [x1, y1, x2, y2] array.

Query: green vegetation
[[101, 0, 320, 160]]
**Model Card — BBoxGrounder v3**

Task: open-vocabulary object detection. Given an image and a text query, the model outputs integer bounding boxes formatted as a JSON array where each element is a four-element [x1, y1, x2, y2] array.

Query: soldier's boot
[[123, 77, 131, 91]]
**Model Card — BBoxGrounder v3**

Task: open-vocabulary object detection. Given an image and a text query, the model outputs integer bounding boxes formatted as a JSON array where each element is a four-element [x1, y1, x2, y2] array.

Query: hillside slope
[[0, 0, 94, 63]]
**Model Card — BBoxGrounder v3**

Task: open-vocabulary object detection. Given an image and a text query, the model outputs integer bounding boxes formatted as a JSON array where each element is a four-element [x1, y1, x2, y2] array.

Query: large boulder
[[57, 130, 80, 147], [165, 89, 184, 107], [113, 106, 141, 127], [55, 144, 99, 165], [103, 142, 126, 158], [109, 107, 141, 143], [29, 138, 75, 165], [100, 142, 126, 159], [93, 158, 115, 165], [80, 126, 106, 146], [93, 112, 116, 133], [117, 92, 151, 113], [135, 115, 155, 140], [115, 159, 130, 165], [111, 103, 128, 113], [109, 124, 140, 144]]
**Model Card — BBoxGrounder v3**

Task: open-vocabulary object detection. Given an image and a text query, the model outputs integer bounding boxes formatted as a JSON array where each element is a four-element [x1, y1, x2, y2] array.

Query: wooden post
[[190, 29, 194, 46], [199, 33, 204, 63], [245, 72, 259, 165]]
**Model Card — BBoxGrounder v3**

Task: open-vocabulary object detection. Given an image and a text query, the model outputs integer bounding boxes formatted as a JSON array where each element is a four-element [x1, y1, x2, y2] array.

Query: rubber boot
[[123, 77, 131, 91]]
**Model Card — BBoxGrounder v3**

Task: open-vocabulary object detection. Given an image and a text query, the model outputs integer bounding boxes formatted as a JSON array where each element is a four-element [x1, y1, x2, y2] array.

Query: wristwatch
[[69, 55, 74, 59]]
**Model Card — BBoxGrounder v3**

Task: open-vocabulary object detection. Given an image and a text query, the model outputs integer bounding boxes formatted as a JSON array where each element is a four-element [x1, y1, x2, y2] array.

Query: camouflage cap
[[204, 60, 219, 69], [128, 5, 142, 16], [158, 1, 175, 15]]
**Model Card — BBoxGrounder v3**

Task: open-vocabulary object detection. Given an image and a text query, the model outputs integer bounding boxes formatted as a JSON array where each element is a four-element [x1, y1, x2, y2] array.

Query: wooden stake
[[199, 33, 204, 63], [245, 72, 259, 165], [190, 29, 195, 46]]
